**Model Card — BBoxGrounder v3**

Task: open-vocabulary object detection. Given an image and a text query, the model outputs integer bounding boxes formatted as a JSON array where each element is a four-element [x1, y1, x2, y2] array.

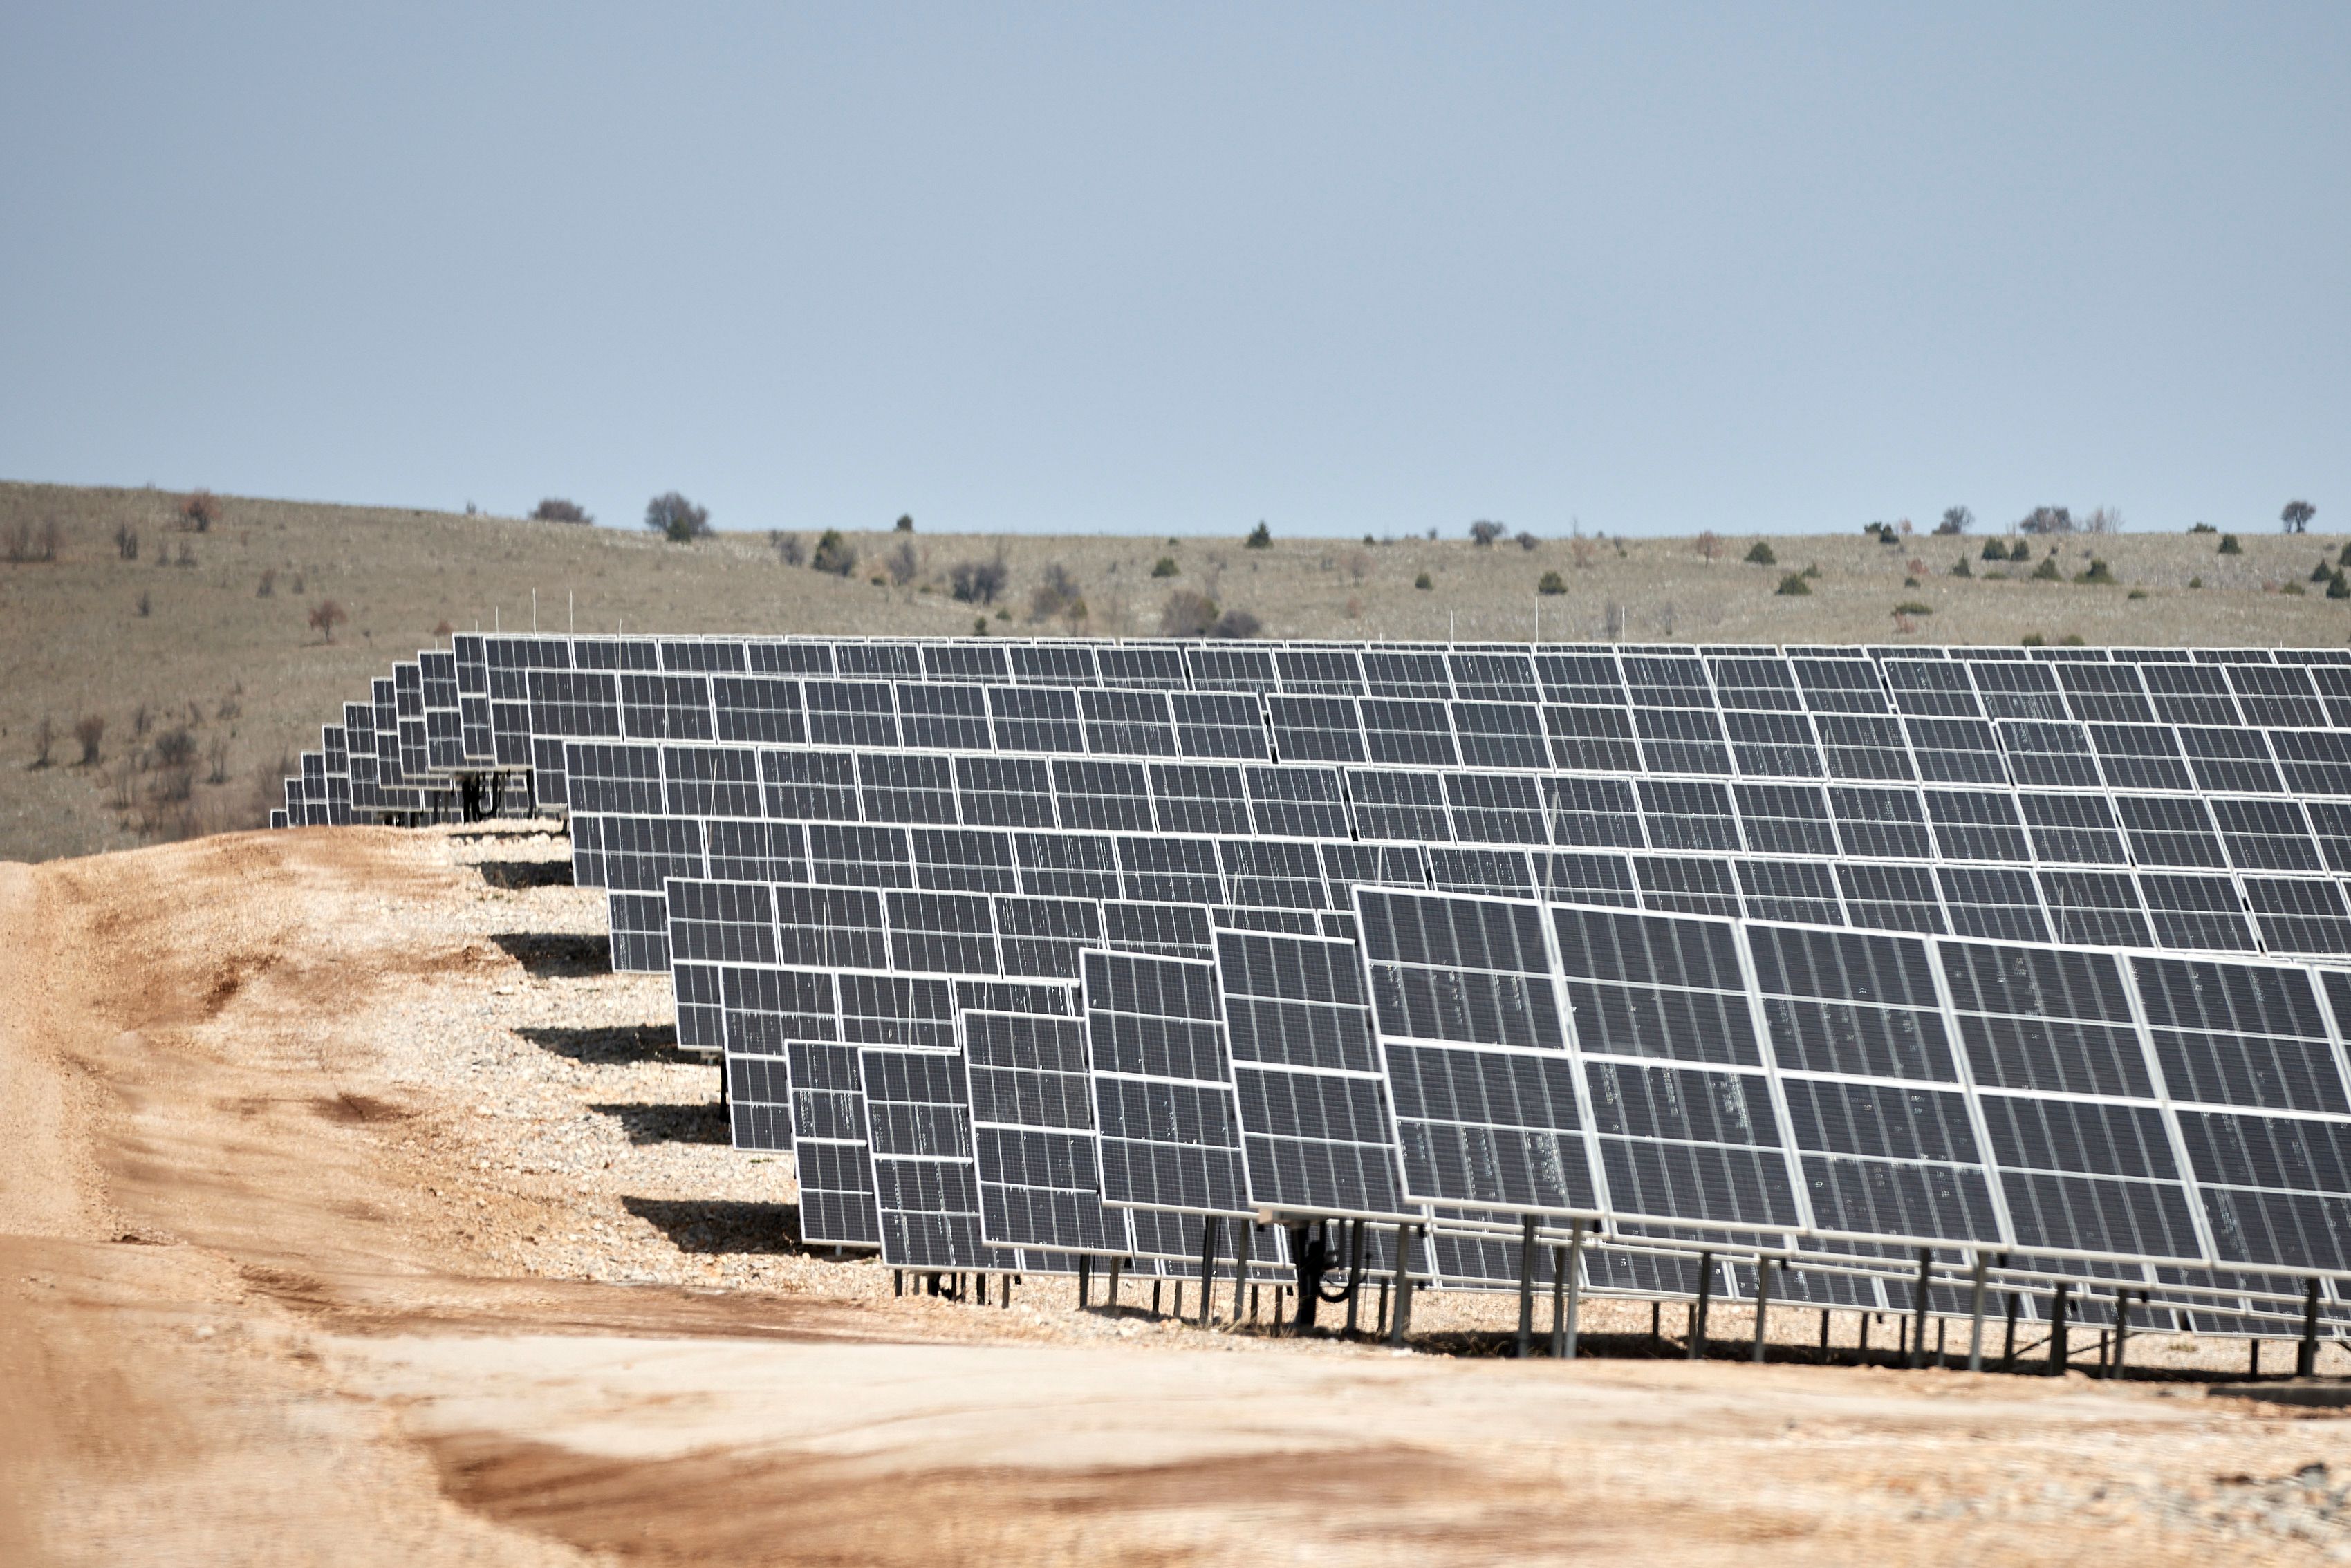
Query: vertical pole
[[1175, 1282, 1184, 1319], [2049, 1282, 2070, 1376], [2251, 1339, 2261, 1379], [1376, 1276, 1389, 1338], [1860, 1313, 1870, 1361], [1516, 1215, 1537, 1359], [1563, 1220, 1585, 1361], [893, 1269, 904, 1298], [1345, 1219, 1365, 1337], [1819, 1309, 1830, 1357], [1550, 1245, 1567, 1359], [2002, 1293, 2018, 1372], [2299, 1276, 2321, 1378], [1968, 1252, 1988, 1372], [1076, 1255, 1090, 1309], [1651, 1300, 1661, 1348], [1908, 1248, 1931, 1371], [1107, 1256, 1123, 1318], [1689, 1253, 1713, 1360], [1751, 1256, 1774, 1364], [1387, 1223, 1413, 1346], [2112, 1291, 2131, 1380], [1198, 1217, 1218, 1327], [1936, 1316, 1947, 1369], [1153, 1280, 1162, 1318]]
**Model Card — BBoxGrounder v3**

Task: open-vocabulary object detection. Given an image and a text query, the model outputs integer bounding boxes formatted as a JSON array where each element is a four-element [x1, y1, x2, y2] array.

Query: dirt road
[[3, 828, 2348, 1565]]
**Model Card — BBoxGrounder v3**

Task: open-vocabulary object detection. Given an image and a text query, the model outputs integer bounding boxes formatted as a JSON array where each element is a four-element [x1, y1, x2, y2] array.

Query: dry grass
[[3, 480, 2348, 864]]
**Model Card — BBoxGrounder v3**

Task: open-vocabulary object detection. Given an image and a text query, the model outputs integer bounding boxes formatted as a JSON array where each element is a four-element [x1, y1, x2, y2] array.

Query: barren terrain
[[6, 823, 2351, 1565], [6, 479, 2351, 864]]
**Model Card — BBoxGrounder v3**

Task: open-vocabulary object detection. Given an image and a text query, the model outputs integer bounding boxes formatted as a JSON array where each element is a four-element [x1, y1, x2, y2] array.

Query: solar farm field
[[5, 822, 2350, 1566], [7, 476, 2351, 867]]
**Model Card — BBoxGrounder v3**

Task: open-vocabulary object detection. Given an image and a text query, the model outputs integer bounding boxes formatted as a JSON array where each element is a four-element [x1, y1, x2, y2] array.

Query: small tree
[[895, 514, 915, 532], [1160, 589, 1219, 637], [73, 715, 104, 765], [643, 492, 712, 542], [2008, 538, 2033, 562], [257, 569, 275, 597], [1469, 520, 1506, 548], [1030, 563, 1087, 624], [1413, 572, 1433, 590], [885, 539, 919, 586], [1151, 557, 1178, 578], [308, 599, 349, 643], [1745, 541, 1776, 566], [1245, 521, 1272, 550], [2284, 499, 2317, 534], [950, 557, 1006, 603], [1935, 505, 1974, 535], [772, 531, 806, 566], [1951, 557, 1971, 578], [2218, 534, 2243, 555], [31, 716, 53, 768], [180, 489, 218, 532], [531, 498, 592, 524], [1694, 531, 1721, 561], [2032, 556, 2061, 581], [113, 522, 139, 560], [1537, 571, 1566, 595], [1776, 572, 1811, 597], [2330, 571, 2350, 601], [2018, 505, 2074, 535], [1516, 531, 1539, 552], [1980, 538, 2007, 561], [810, 530, 857, 576], [1211, 608, 1261, 638], [205, 734, 230, 784]]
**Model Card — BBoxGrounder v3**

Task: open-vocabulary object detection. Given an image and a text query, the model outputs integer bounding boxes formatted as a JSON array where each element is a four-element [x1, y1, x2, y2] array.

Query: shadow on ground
[[477, 859, 577, 890], [623, 1197, 804, 1255], [591, 1099, 730, 1146], [516, 1022, 691, 1065], [490, 931, 610, 977]]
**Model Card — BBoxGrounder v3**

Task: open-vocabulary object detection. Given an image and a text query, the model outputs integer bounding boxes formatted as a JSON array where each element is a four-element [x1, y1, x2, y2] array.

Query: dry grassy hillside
[[3, 478, 2346, 865]]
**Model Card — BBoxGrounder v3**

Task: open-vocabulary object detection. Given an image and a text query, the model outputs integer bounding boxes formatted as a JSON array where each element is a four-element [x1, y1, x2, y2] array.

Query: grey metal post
[[1550, 1245, 1567, 1359], [2002, 1293, 2018, 1372], [1689, 1252, 1713, 1360], [1076, 1254, 1090, 1309], [1106, 1255, 1124, 1318], [1907, 1247, 1931, 1370], [1563, 1219, 1585, 1361], [1344, 1219, 1365, 1337], [2049, 1281, 2070, 1374], [1967, 1251, 1988, 1372], [1387, 1223, 1413, 1346], [1515, 1215, 1537, 1358], [1751, 1256, 1773, 1364], [1198, 1217, 1219, 1327], [2299, 1276, 2321, 1377], [2112, 1291, 2131, 1379]]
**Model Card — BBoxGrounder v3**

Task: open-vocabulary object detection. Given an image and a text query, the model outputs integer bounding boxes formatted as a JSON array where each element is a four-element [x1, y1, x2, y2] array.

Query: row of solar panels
[[666, 872, 2351, 1333]]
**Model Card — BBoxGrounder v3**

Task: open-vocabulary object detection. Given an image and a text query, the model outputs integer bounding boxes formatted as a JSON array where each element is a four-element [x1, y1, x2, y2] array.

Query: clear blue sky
[[3, 4, 2344, 539]]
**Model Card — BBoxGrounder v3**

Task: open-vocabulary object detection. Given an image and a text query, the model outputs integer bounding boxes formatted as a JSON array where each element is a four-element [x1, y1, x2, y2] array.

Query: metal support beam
[[1907, 1248, 1931, 1371], [1689, 1253, 1713, 1360], [2112, 1291, 2132, 1380], [1967, 1252, 1988, 1372], [1387, 1223, 1413, 1347], [1344, 1219, 1365, 1338], [1198, 1217, 1220, 1327], [1751, 1256, 1773, 1364], [1563, 1220, 1583, 1361], [2049, 1281, 2070, 1375], [2299, 1276, 2322, 1378], [1515, 1215, 1537, 1359]]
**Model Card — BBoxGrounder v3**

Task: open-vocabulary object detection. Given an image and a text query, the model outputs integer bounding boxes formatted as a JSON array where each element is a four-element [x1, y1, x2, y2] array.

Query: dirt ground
[[6, 825, 2351, 1566]]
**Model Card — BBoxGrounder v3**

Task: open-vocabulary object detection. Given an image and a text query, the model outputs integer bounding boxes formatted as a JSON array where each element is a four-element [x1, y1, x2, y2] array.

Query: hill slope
[[3, 478, 2345, 864]]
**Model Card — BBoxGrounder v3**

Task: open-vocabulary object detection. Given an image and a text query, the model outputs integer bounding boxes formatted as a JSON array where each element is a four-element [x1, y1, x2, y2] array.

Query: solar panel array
[[268, 634, 2351, 1338]]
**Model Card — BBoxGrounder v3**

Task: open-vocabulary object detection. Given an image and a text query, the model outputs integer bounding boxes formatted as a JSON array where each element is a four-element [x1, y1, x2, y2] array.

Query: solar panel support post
[[1198, 1217, 1220, 1327], [1387, 1223, 1414, 1347], [1688, 1253, 1712, 1361], [1907, 1249, 1932, 1371], [2048, 1282, 2070, 1376], [2298, 1277, 2321, 1377], [2112, 1293, 2131, 1381], [1550, 1247, 1567, 1359], [1967, 1253, 1989, 1373], [1344, 1220, 1366, 1338], [1515, 1216, 1537, 1359], [2002, 1294, 2018, 1373], [1076, 1254, 1091, 1310], [1563, 1219, 1585, 1361], [1750, 1256, 1774, 1364], [2251, 1339, 2260, 1379], [1106, 1255, 1123, 1318]]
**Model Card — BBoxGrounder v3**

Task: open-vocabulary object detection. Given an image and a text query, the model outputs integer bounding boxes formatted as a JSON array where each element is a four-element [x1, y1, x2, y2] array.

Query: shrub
[[886, 540, 919, 587], [307, 599, 348, 643], [136, 591, 151, 617], [176, 541, 195, 568], [1935, 506, 1973, 535], [1801, 563, 1822, 579], [433, 619, 454, 636], [1951, 557, 1971, 578], [1516, 531, 1539, 552], [2018, 505, 2073, 535], [1413, 572, 1433, 590], [2283, 581, 2307, 597], [644, 492, 712, 542], [1245, 521, 1272, 549], [1893, 601, 1933, 616], [205, 734, 230, 784], [772, 531, 806, 566], [5, 519, 60, 562], [1904, 576, 1920, 588], [2189, 576, 2204, 589], [1160, 590, 1219, 637], [2316, 559, 2337, 584], [2032, 557, 2061, 580], [257, 569, 275, 597], [2061, 633, 2086, 646], [114, 522, 138, 560], [530, 498, 592, 524], [1030, 563, 1087, 626], [1469, 520, 1505, 548], [2020, 633, 2046, 647], [134, 704, 151, 738], [895, 514, 915, 532], [2075, 559, 2115, 584], [180, 489, 217, 531], [1745, 541, 1776, 566], [1211, 609, 1261, 638], [1537, 571, 1565, 595], [2339, 542, 2351, 567], [1980, 538, 2007, 561], [994, 607, 1010, 621], [950, 557, 1006, 604], [2330, 572, 2350, 601], [2127, 588, 2149, 601], [2218, 534, 2242, 555], [73, 715, 104, 765], [810, 529, 857, 576], [1151, 557, 1178, 578], [2007, 539, 2032, 561], [1694, 531, 1721, 561], [2190, 521, 2218, 534], [1776, 573, 1811, 596], [154, 728, 196, 769], [972, 617, 989, 635], [31, 716, 53, 768]]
